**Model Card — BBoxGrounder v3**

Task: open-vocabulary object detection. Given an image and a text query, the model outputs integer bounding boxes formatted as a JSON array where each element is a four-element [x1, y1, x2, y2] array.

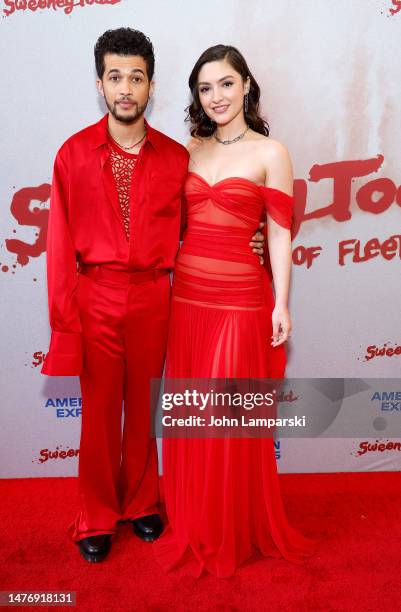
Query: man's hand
[[250, 221, 265, 265]]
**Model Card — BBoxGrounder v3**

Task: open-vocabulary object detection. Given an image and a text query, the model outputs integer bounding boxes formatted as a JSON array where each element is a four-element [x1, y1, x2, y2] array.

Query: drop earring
[[244, 93, 249, 114]]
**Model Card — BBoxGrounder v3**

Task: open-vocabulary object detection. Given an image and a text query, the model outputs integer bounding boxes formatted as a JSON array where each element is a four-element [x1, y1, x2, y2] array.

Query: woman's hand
[[271, 305, 292, 347]]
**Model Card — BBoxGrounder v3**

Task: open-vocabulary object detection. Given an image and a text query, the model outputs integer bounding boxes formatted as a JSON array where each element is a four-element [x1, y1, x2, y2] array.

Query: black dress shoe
[[131, 514, 163, 542], [78, 534, 111, 563]]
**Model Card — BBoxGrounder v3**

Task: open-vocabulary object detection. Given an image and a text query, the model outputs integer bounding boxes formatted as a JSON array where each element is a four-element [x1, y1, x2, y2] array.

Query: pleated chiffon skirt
[[153, 299, 315, 578]]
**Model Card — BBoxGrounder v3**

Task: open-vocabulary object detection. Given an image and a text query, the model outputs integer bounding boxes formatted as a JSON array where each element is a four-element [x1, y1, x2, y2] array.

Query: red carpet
[[1, 472, 400, 611]]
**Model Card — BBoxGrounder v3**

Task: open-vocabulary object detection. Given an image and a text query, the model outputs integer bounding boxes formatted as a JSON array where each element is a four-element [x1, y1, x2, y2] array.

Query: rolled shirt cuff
[[41, 331, 82, 376]]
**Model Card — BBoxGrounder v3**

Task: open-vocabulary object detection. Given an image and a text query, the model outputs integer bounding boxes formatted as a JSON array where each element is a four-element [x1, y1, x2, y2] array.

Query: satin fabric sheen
[[41, 114, 188, 376], [69, 269, 171, 541], [41, 115, 188, 541], [154, 173, 315, 578]]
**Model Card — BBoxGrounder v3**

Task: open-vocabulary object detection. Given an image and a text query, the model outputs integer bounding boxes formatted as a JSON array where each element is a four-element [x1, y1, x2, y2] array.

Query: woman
[[153, 45, 315, 578]]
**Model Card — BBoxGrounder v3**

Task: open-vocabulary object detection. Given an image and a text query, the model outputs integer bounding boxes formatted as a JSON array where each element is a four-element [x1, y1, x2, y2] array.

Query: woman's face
[[197, 58, 249, 126]]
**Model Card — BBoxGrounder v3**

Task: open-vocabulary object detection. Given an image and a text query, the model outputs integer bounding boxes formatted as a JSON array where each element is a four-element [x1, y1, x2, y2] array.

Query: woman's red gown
[[153, 172, 314, 578]]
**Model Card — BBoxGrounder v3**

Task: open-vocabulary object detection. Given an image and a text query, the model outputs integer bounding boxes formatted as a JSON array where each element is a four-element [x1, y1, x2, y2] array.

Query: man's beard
[[105, 96, 148, 124]]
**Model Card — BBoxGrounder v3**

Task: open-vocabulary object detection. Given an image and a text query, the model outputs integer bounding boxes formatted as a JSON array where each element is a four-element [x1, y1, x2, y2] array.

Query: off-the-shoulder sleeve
[[259, 186, 294, 230]]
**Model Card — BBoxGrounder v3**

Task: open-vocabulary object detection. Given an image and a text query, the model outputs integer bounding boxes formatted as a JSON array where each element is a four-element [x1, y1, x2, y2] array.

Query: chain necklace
[[108, 130, 147, 151], [214, 125, 249, 145]]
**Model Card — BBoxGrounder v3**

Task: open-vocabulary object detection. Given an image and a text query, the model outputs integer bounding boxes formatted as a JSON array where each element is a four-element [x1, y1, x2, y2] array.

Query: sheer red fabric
[[108, 140, 138, 240], [259, 184, 293, 230], [153, 173, 315, 577]]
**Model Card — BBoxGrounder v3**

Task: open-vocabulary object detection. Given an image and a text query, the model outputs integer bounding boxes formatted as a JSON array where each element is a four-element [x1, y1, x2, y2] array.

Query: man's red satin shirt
[[42, 114, 189, 376]]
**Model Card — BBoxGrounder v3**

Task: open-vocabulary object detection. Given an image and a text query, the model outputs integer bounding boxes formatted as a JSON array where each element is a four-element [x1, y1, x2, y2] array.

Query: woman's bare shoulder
[[258, 137, 293, 191], [186, 136, 206, 154], [258, 136, 291, 162]]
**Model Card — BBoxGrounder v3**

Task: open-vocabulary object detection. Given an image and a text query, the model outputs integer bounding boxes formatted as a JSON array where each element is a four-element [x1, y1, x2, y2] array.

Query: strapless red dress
[[153, 172, 315, 578]]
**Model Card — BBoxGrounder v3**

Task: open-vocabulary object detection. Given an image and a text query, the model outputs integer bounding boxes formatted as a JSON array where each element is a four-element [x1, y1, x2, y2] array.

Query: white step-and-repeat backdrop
[[1, 0, 400, 477]]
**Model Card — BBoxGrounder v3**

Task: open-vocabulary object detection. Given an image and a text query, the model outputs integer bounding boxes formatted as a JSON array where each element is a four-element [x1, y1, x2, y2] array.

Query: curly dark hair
[[186, 44, 269, 138], [94, 28, 155, 80]]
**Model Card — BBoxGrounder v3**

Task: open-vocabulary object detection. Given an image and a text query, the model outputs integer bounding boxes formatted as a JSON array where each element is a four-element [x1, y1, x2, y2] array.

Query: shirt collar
[[91, 113, 161, 152]]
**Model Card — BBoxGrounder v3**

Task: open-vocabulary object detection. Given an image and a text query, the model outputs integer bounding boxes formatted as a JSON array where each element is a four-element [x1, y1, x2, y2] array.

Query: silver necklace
[[214, 125, 249, 145], [109, 130, 146, 151]]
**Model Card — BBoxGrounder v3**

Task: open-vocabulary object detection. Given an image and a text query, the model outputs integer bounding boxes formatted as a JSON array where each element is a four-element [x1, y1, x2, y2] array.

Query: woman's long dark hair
[[186, 44, 269, 138]]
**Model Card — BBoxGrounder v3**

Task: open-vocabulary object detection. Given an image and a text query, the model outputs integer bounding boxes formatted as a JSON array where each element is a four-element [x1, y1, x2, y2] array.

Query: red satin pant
[[69, 266, 171, 542]]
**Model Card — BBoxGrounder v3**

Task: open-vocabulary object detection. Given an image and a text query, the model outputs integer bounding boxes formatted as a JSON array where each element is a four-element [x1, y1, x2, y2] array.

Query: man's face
[[97, 53, 154, 124]]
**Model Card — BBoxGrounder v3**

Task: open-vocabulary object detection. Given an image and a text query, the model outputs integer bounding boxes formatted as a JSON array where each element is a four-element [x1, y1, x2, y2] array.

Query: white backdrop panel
[[0, 0, 400, 477]]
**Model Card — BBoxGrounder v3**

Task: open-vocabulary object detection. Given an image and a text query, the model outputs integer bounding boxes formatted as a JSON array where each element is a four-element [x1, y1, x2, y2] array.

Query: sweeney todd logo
[[360, 343, 401, 362], [3, 0, 121, 18], [33, 446, 79, 464], [388, 1, 401, 15], [3, 154, 401, 272], [5, 185, 50, 267]]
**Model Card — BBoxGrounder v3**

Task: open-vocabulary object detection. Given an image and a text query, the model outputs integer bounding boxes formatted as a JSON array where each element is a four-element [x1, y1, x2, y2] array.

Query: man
[[42, 27, 264, 563]]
